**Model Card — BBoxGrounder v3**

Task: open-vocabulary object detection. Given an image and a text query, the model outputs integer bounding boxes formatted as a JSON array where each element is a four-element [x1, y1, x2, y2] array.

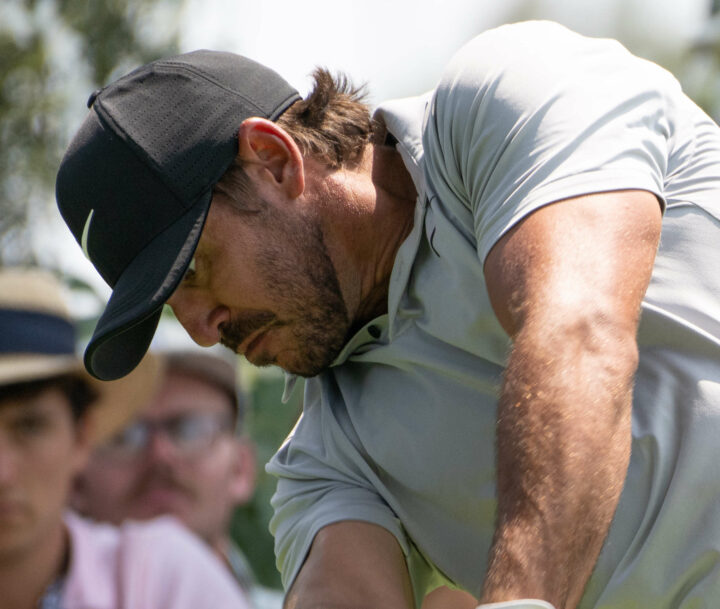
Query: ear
[[237, 117, 305, 199], [227, 437, 257, 505]]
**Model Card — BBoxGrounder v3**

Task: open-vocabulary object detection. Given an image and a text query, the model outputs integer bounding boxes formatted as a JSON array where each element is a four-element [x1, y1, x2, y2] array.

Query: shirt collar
[[374, 94, 432, 334], [373, 92, 431, 195], [61, 511, 116, 609], [281, 316, 390, 401], [282, 93, 432, 390]]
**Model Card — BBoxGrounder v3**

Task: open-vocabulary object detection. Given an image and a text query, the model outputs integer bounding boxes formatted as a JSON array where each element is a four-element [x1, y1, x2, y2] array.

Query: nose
[[145, 428, 180, 464], [166, 288, 230, 347]]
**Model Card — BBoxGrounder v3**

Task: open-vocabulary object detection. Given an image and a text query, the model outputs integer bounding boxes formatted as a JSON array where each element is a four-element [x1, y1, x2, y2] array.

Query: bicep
[[285, 520, 414, 609], [483, 189, 662, 338]]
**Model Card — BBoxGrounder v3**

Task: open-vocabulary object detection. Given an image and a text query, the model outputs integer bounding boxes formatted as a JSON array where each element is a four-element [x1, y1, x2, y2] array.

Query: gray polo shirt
[[268, 21, 720, 608]]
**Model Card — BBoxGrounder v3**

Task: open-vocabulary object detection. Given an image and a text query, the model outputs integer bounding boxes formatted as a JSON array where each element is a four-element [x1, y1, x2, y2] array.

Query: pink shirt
[[62, 512, 251, 609]]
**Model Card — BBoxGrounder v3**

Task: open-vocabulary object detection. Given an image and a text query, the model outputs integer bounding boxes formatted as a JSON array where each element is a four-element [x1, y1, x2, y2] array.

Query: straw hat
[[0, 267, 163, 444]]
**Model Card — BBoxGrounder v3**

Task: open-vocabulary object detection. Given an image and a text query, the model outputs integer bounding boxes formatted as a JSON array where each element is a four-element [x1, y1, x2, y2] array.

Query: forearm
[[480, 323, 636, 609]]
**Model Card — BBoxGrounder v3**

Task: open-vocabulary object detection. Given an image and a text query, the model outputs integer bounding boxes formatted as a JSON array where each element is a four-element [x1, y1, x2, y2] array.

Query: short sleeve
[[423, 21, 673, 262], [267, 378, 409, 594], [270, 474, 407, 591]]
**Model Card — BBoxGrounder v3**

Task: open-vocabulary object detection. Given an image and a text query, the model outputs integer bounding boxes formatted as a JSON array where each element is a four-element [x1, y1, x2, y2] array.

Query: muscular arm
[[481, 190, 662, 608]]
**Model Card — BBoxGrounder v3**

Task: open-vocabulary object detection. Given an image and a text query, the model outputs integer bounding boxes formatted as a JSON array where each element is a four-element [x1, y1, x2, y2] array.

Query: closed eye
[[182, 256, 197, 283], [10, 412, 53, 440]]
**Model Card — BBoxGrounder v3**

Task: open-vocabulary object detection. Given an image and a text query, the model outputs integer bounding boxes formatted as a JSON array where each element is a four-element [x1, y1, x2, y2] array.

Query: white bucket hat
[[0, 267, 163, 443]]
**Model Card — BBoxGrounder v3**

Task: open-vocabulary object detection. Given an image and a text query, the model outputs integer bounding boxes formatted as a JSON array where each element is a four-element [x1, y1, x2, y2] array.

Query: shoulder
[[116, 515, 226, 575], [63, 512, 122, 608], [65, 513, 250, 609], [421, 21, 678, 261], [64, 511, 121, 566], [117, 513, 195, 546], [435, 20, 677, 112], [443, 20, 633, 77]]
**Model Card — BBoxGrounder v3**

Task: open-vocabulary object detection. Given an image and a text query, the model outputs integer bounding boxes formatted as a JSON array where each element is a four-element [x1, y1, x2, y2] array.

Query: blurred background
[[1, 0, 718, 588]]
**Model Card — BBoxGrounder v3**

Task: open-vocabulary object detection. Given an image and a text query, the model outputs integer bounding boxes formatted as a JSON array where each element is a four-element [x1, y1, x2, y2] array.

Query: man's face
[[167, 190, 352, 377], [0, 386, 90, 561], [74, 371, 254, 545]]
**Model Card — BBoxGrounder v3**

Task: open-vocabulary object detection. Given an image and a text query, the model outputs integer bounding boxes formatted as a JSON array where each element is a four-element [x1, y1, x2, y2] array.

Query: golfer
[[56, 20, 720, 609]]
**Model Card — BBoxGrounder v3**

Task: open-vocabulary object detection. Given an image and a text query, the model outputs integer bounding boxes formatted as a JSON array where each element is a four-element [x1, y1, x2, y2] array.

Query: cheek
[[212, 258, 265, 308], [213, 229, 282, 304], [191, 449, 237, 490], [84, 460, 139, 498], [28, 442, 83, 507]]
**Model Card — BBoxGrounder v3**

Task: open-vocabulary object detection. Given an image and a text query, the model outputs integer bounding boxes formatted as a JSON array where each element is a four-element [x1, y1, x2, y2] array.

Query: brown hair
[[214, 67, 373, 208], [0, 374, 98, 421]]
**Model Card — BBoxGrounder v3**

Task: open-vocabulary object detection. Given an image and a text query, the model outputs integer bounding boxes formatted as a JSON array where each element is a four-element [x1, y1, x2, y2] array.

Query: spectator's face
[[0, 387, 90, 559], [75, 371, 255, 545]]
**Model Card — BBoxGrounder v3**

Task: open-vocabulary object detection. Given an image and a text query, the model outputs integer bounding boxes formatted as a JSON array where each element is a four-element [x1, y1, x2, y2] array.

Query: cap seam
[[92, 61, 300, 207], [91, 105, 199, 214], [152, 60, 280, 117], [93, 100, 222, 214], [86, 107, 206, 287]]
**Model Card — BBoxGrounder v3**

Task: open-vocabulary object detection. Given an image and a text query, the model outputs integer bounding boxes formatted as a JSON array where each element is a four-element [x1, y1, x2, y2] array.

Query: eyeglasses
[[99, 412, 234, 459]]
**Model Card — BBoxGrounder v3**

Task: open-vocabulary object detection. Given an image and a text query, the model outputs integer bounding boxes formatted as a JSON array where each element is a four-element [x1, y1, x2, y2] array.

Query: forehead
[[0, 385, 73, 419], [143, 370, 234, 418]]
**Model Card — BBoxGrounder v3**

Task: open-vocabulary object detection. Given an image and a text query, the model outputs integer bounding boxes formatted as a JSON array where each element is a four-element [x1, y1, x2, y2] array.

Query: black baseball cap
[[56, 50, 301, 381]]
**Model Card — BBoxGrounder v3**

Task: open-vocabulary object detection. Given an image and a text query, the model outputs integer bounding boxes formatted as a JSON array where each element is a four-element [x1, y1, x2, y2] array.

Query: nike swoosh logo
[[81, 209, 95, 259]]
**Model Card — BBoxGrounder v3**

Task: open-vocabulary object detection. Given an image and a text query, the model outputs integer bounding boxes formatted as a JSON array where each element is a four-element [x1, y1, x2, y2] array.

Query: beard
[[220, 212, 351, 378]]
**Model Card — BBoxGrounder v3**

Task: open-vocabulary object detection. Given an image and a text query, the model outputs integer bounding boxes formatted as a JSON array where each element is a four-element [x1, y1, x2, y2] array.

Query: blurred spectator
[[0, 267, 250, 609], [73, 348, 283, 609]]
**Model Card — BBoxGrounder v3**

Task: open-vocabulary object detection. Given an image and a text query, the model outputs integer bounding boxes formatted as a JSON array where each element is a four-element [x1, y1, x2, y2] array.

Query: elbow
[[549, 302, 639, 367], [579, 309, 640, 398], [515, 304, 641, 412]]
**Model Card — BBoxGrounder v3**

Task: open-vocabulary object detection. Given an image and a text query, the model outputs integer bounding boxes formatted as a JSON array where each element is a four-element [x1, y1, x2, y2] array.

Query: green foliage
[[0, 0, 181, 264], [56, 0, 180, 84], [679, 20, 720, 123], [0, 22, 60, 262]]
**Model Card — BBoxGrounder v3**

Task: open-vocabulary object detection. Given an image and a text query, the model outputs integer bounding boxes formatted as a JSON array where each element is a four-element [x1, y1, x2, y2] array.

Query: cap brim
[[84, 193, 211, 381]]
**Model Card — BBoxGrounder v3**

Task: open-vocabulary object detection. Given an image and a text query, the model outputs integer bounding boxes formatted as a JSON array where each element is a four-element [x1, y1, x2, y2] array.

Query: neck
[[0, 520, 68, 609], [311, 143, 417, 331], [209, 535, 239, 576]]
